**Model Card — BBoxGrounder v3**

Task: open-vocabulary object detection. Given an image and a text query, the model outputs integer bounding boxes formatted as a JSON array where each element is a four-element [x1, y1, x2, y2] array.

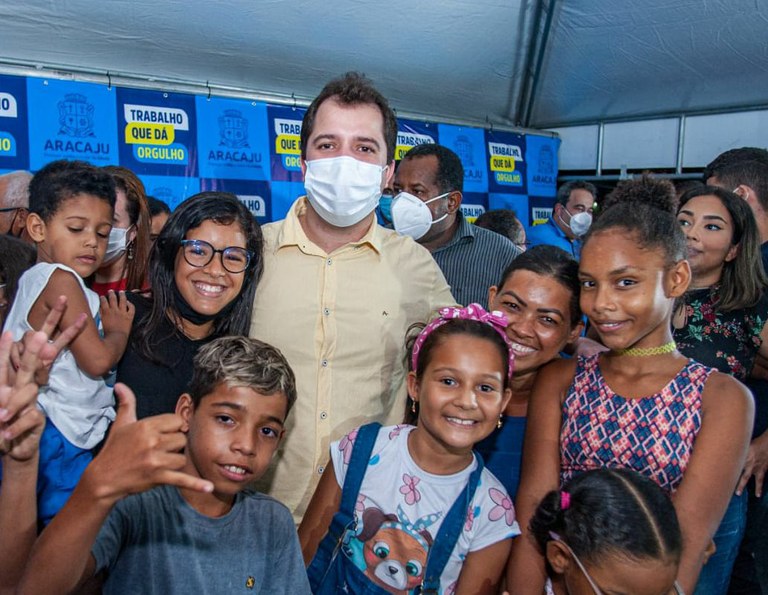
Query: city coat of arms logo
[[218, 109, 249, 149], [58, 93, 95, 137]]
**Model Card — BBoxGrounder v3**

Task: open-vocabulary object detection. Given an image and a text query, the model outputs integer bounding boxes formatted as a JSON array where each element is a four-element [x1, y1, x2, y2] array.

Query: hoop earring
[[127, 240, 135, 261], [497, 415, 503, 429]]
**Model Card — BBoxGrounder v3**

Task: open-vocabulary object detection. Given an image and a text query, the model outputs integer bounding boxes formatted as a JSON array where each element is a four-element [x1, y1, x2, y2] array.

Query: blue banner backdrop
[[0, 74, 29, 170], [0, 73, 560, 227]]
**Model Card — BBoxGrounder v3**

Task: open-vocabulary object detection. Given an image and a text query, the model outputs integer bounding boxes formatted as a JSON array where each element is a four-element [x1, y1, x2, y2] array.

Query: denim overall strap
[[306, 422, 382, 592], [418, 453, 486, 594], [339, 422, 382, 515]]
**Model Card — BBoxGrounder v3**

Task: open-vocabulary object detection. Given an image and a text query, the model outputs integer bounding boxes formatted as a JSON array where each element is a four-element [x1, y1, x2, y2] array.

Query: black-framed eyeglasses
[[0, 207, 21, 213], [180, 239, 252, 274]]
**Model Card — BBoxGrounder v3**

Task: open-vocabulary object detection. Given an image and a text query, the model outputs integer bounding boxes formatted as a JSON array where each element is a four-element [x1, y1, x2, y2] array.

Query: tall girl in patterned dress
[[507, 199, 754, 595], [673, 186, 768, 594], [299, 305, 519, 595]]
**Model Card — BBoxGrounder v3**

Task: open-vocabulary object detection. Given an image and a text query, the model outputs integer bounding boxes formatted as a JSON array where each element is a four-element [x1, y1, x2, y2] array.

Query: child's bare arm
[[507, 358, 574, 595], [455, 539, 512, 595], [298, 463, 342, 565], [18, 383, 213, 595], [28, 270, 133, 377], [672, 372, 753, 594], [10, 296, 87, 386]]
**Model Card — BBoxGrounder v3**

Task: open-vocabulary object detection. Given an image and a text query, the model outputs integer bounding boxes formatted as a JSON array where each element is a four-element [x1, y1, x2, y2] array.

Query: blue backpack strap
[[419, 452, 486, 594], [337, 422, 382, 517]]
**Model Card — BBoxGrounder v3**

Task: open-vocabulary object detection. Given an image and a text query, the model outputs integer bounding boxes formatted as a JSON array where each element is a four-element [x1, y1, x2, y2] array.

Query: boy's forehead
[[52, 192, 113, 218], [198, 384, 288, 421]]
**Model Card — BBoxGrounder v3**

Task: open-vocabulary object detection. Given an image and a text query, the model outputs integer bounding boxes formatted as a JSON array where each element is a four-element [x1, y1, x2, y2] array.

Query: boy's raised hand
[[99, 290, 135, 336], [79, 383, 213, 505]]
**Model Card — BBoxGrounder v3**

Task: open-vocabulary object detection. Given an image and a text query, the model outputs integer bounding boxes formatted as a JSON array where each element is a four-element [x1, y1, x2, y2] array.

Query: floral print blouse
[[674, 286, 768, 380]]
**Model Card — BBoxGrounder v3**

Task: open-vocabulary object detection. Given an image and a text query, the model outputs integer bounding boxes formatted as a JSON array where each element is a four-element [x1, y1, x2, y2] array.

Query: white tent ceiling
[[0, 0, 766, 130]]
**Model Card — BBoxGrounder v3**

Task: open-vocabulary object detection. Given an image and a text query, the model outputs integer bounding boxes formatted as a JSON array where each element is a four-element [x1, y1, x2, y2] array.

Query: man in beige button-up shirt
[[250, 73, 454, 521]]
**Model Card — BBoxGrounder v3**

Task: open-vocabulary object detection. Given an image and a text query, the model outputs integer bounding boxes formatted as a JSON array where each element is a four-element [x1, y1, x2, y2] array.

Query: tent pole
[[675, 115, 686, 175]]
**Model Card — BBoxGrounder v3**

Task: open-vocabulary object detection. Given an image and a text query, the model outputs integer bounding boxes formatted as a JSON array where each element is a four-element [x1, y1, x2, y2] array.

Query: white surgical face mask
[[304, 156, 387, 228], [391, 191, 450, 240], [569, 211, 593, 237], [103, 226, 131, 264], [558, 207, 592, 238]]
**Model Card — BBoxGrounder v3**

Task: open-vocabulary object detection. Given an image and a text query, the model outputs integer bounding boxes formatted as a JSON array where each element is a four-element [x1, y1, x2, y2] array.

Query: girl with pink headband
[[300, 304, 518, 594]]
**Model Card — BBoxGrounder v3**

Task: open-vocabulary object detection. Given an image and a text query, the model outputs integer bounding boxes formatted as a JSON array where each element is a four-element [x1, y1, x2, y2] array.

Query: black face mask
[[171, 282, 240, 328]]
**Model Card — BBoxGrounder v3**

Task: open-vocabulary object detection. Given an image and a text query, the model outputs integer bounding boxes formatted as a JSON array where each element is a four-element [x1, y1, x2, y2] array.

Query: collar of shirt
[[433, 211, 474, 253], [273, 196, 384, 256], [547, 215, 572, 241]]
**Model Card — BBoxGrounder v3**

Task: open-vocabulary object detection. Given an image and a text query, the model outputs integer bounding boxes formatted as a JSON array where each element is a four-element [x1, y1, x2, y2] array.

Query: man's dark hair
[[401, 144, 464, 194], [147, 195, 171, 217], [474, 209, 524, 244], [29, 160, 116, 221], [555, 180, 597, 207], [703, 147, 768, 211], [300, 72, 398, 163]]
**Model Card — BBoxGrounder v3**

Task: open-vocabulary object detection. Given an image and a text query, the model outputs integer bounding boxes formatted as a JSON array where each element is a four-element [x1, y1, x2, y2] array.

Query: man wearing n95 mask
[[249, 72, 454, 523], [527, 180, 596, 260], [391, 144, 521, 308]]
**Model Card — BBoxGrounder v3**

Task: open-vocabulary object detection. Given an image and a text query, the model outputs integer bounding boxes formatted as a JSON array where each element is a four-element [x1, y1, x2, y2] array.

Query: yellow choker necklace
[[614, 341, 677, 357]]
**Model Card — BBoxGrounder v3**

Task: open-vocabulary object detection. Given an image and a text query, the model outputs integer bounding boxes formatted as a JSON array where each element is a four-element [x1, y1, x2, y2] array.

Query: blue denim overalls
[[306, 423, 484, 594]]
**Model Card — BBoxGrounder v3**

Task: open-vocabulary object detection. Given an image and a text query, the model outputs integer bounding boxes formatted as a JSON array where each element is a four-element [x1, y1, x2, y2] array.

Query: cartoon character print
[[345, 506, 440, 594]]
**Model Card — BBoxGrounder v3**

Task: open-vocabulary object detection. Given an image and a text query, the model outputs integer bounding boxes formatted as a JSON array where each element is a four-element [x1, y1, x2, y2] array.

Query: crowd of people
[[0, 71, 767, 595]]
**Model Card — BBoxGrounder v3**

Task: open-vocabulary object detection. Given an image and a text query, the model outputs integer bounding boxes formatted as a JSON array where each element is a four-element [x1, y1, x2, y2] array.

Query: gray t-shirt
[[92, 485, 310, 594]]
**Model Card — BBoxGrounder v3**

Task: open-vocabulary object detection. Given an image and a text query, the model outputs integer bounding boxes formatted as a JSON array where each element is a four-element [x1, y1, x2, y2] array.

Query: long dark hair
[[132, 192, 263, 365], [679, 186, 767, 311]]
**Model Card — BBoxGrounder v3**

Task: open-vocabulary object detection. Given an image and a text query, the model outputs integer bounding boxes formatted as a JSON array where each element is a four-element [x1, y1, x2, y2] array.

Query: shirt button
[[326, 258, 332, 266], [323, 308, 330, 316], [317, 465, 325, 474], [321, 359, 328, 367], [320, 411, 328, 420]]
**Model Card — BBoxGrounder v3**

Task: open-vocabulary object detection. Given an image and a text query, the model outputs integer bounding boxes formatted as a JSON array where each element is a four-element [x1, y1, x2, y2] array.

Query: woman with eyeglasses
[[116, 192, 263, 419]]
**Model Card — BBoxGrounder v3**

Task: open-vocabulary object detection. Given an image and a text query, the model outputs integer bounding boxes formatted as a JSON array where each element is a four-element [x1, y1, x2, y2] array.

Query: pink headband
[[411, 303, 515, 381]]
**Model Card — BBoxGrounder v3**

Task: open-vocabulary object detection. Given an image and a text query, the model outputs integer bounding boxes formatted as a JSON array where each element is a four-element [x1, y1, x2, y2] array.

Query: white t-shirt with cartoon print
[[330, 424, 520, 595]]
